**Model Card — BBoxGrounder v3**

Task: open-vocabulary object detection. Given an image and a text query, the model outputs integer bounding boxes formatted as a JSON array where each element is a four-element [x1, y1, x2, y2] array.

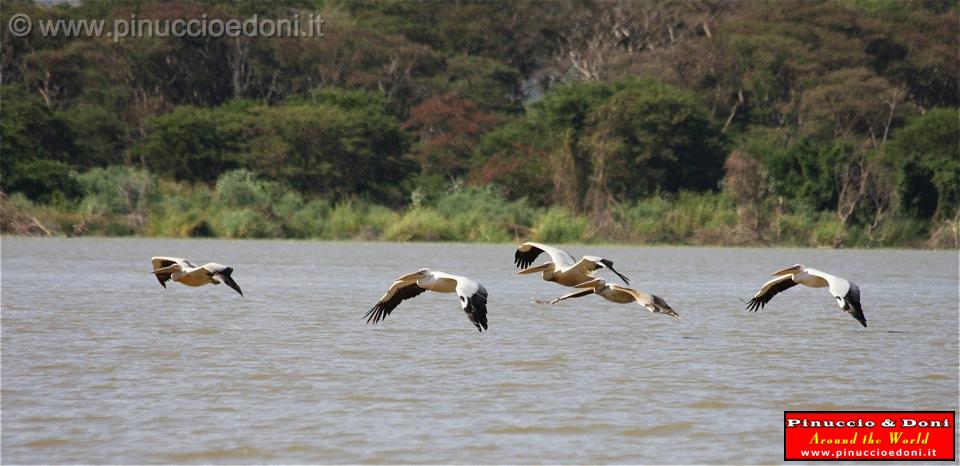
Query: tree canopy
[[1, 0, 957, 246]]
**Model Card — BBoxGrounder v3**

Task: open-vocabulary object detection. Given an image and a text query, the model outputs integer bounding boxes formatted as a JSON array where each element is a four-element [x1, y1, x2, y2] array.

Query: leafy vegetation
[[1, 0, 957, 248]]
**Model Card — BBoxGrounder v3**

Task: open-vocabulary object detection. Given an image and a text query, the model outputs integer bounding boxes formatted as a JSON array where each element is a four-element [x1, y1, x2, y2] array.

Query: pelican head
[[771, 264, 804, 276]]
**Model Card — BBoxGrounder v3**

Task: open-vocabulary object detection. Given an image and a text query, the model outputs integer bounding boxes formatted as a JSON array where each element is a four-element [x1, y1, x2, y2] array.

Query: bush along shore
[[1, 167, 955, 249]]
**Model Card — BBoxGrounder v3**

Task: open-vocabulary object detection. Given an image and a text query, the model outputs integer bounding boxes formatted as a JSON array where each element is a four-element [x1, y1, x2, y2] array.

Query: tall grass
[[532, 208, 592, 243], [1, 168, 949, 248]]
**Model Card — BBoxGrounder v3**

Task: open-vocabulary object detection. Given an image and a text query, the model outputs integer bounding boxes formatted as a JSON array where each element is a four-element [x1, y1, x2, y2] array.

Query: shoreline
[[2, 234, 955, 252]]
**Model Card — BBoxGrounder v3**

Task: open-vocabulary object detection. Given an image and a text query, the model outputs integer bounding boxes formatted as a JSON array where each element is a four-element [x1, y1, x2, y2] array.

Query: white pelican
[[549, 278, 680, 318], [365, 268, 488, 332], [746, 264, 866, 327], [514, 242, 629, 287], [150, 256, 243, 296]]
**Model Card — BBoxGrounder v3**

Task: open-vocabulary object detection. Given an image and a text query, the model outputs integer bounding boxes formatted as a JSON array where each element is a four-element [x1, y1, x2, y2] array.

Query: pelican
[[746, 264, 866, 327], [514, 242, 629, 287], [150, 256, 243, 296], [549, 278, 680, 318], [365, 269, 488, 332]]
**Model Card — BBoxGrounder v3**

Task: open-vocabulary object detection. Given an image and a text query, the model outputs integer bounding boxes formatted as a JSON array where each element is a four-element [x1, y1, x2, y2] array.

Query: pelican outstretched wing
[[365, 278, 426, 325], [746, 275, 797, 312], [514, 242, 577, 270], [841, 282, 867, 327], [202, 263, 243, 297], [570, 256, 630, 285], [150, 256, 185, 288], [622, 287, 680, 319], [456, 278, 489, 332], [806, 268, 867, 327], [548, 287, 596, 304]]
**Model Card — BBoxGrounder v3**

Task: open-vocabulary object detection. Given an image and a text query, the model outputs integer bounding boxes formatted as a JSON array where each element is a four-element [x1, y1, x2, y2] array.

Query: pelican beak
[[151, 265, 179, 274], [396, 271, 423, 281], [770, 265, 801, 276], [517, 263, 552, 275]]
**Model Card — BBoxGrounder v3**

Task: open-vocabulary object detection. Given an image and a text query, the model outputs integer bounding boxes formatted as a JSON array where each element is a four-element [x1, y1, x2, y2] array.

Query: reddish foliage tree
[[404, 94, 497, 178], [469, 144, 553, 207]]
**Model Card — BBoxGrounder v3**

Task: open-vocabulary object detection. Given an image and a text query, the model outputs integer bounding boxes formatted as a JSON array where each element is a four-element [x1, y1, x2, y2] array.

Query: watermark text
[[7, 13, 324, 42]]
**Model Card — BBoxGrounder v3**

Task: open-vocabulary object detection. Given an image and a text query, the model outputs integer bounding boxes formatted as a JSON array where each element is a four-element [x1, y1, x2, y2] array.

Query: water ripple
[[2, 238, 957, 464]]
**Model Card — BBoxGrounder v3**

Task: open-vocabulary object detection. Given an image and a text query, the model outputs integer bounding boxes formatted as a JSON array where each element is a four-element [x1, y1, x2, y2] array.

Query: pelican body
[[365, 268, 488, 332], [746, 264, 866, 327], [550, 278, 680, 319], [150, 256, 243, 296], [514, 242, 629, 287]]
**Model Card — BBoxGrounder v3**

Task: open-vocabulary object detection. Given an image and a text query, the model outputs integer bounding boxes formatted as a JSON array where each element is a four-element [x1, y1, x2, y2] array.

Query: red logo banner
[[784, 411, 955, 461]]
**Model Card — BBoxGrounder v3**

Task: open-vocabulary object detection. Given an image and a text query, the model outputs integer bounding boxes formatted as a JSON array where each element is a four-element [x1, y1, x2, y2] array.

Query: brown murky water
[[2, 238, 957, 463]]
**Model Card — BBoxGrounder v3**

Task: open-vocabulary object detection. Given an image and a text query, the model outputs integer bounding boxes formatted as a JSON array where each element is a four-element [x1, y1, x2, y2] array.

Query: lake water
[[2, 237, 957, 464]]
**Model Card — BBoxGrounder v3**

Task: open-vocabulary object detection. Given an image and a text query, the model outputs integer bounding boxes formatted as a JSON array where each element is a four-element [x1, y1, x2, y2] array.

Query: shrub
[[216, 208, 280, 238], [532, 208, 591, 244], [215, 169, 270, 208], [322, 202, 372, 239], [384, 208, 456, 241], [431, 187, 534, 241], [286, 200, 331, 238], [810, 213, 844, 247], [5, 160, 84, 204], [77, 166, 157, 215], [877, 218, 930, 247], [362, 205, 401, 240]]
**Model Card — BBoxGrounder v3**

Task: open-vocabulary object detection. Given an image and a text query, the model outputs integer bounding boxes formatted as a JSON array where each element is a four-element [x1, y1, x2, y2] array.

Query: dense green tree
[[4, 159, 83, 204], [863, 3, 958, 110], [440, 55, 522, 113], [888, 108, 960, 220], [587, 79, 728, 198], [339, 0, 569, 78], [527, 81, 617, 206], [0, 85, 78, 189], [762, 139, 847, 212], [60, 103, 126, 168], [244, 96, 413, 203], [471, 118, 555, 207], [708, 21, 815, 130], [473, 82, 614, 208], [474, 79, 726, 207], [799, 67, 915, 145], [139, 103, 252, 182]]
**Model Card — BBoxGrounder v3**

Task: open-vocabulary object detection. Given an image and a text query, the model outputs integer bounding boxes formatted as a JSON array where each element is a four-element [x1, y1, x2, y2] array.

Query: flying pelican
[[150, 256, 243, 296], [549, 278, 680, 318], [514, 242, 629, 287], [746, 264, 866, 327], [365, 268, 488, 332]]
